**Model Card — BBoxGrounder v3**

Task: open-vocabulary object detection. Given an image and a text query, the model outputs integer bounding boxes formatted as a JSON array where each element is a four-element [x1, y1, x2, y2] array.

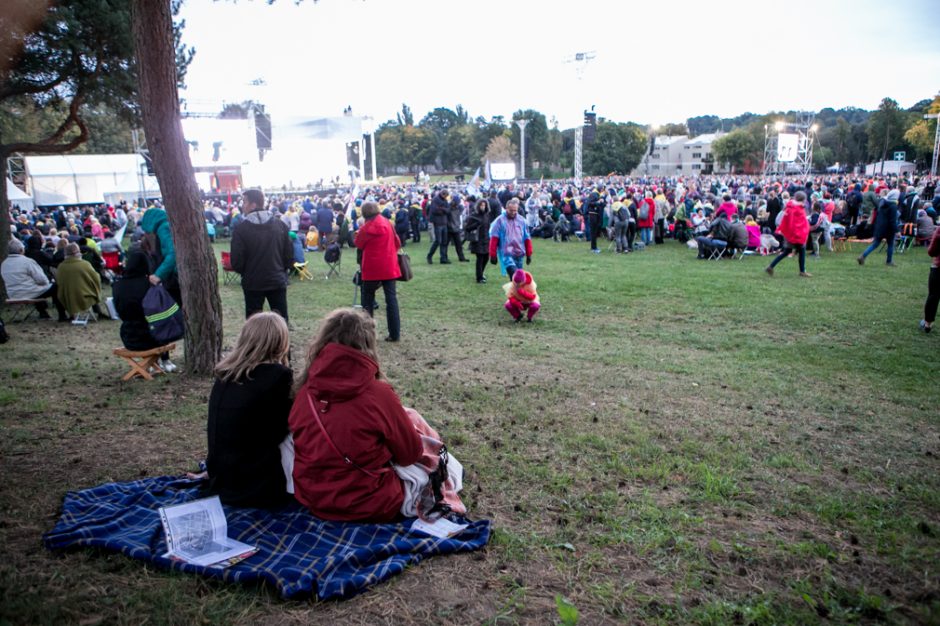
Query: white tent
[[6, 178, 34, 212], [865, 160, 916, 177], [103, 169, 162, 206], [25, 154, 143, 206]]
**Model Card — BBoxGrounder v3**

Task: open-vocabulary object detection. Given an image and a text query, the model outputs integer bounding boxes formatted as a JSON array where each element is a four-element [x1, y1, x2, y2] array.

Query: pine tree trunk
[[131, 0, 222, 375], [0, 152, 11, 301]]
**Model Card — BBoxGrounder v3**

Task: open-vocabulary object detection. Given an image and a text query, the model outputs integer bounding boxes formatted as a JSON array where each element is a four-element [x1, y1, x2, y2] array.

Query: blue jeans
[[861, 237, 894, 264], [640, 227, 652, 244], [502, 254, 525, 276]]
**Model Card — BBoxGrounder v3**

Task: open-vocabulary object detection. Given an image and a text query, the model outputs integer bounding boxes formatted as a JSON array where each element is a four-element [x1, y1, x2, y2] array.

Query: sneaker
[[459, 258, 470, 262], [920, 320, 932, 334], [384, 336, 399, 342], [799, 272, 812, 278], [764, 267, 774, 277], [857, 255, 865, 265], [160, 359, 178, 373]]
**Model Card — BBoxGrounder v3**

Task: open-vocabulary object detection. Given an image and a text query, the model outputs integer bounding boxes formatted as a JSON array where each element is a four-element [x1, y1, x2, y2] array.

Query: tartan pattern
[[43, 476, 491, 600]]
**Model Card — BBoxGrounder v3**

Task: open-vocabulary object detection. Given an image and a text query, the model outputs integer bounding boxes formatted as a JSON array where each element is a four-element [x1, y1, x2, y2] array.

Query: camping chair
[[220, 251, 240, 285], [102, 250, 122, 276], [323, 246, 341, 279], [293, 261, 314, 281], [4, 298, 46, 322], [71, 307, 98, 326], [896, 223, 916, 254], [707, 240, 727, 260]]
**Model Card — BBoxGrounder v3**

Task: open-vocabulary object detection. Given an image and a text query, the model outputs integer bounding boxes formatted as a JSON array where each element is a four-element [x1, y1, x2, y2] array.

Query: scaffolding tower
[[762, 111, 817, 177]]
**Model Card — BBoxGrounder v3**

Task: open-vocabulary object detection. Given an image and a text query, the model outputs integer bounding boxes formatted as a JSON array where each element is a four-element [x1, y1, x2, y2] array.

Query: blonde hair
[[296, 308, 381, 391], [215, 312, 290, 382]]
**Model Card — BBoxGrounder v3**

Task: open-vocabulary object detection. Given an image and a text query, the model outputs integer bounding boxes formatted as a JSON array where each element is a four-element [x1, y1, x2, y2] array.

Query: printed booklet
[[158, 496, 257, 568]]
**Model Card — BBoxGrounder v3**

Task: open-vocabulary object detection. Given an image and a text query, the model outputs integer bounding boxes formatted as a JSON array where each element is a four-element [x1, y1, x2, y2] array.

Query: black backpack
[[324, 242, 341, 264], [0, 318, 8, 344]]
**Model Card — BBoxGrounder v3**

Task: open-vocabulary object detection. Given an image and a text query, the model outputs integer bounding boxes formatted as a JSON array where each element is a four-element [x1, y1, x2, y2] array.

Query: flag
[[466, 166, 481, 196], [482, 160, 492, 191]]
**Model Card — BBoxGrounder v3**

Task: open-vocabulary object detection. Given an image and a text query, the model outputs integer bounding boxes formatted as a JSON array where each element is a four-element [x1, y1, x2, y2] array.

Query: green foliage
[[555, 595, 579, 625], [658, 122, 688, 136], [582, 122, 646, 175], [866, 97, 910, 161], [711, 128, 760, 172]]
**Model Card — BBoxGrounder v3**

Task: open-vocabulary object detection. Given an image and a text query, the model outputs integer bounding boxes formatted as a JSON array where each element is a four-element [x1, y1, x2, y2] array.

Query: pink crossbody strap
[[306, 393, 385, 479]]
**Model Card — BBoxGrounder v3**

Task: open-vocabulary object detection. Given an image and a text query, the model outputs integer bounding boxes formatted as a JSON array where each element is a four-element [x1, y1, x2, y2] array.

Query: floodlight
[[810, 124, 819, 132], [774, 121, 785, 132]]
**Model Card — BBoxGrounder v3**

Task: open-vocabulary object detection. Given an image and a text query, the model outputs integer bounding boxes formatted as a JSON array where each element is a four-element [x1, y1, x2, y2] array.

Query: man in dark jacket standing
[[425, 190, 451, 264], [231, 189, 294, 321], [447, 194, 469, 262]]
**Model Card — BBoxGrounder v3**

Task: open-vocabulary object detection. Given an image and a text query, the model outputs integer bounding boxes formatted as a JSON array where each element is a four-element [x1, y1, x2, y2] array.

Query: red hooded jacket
[[354, 215, 401, 281], [290, 343, 422, 522], [776, 200, 810, 245]]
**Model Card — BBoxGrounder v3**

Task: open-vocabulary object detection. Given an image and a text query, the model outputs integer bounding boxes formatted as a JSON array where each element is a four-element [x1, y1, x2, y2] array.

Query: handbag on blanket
[[396, 252, 413, 282]]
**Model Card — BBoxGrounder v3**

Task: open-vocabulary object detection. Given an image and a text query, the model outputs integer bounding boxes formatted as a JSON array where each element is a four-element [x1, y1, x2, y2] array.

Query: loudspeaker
[[255, 112, 272, 150]]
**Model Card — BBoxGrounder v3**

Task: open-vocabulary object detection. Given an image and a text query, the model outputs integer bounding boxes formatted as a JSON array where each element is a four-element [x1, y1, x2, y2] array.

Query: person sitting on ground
[[289, 308, 424, 522], [111, 248, 177, 371], [1, 238, 68, 321], [916, 208, 936, 241], [203, 312, 293, 508], [744, 215, 762, 250], [55, 243, 104, 319]]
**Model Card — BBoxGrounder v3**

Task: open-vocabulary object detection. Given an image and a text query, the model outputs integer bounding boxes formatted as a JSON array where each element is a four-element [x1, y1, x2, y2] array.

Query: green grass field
[[1, 237, 938, 625]]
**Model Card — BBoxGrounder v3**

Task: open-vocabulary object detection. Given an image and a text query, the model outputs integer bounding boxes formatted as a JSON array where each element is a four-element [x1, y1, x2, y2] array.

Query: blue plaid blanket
[[43, 476, 491, 600]]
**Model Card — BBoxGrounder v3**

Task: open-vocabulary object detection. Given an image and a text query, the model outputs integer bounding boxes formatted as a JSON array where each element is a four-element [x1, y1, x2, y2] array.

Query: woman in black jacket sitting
[[203, 312, 293, 508], [110, 248, 177, 372]]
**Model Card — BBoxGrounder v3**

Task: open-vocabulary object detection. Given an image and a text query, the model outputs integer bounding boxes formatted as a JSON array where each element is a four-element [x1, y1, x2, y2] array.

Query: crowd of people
[[3, 170, 939, 521]]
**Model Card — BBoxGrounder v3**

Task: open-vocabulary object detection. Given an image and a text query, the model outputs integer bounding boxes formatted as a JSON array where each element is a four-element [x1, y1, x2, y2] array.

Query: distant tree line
[[374, 96, 939, 177]]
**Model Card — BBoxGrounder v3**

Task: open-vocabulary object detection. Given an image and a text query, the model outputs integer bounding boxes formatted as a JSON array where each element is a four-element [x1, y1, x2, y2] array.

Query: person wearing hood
[[230, 189, 294, 321], [857, 189, 900, 267], [111, 247, 177, 371], [765, 191, 812, 277], [139, 206, 180, 305], [289, 308, 422, 522]]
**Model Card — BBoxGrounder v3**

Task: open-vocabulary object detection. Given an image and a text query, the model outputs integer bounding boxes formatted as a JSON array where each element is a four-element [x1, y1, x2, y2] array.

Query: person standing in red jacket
[[289, 308, 422, 522], [765, 191, 812, 277], [354, 201, 402, 342]]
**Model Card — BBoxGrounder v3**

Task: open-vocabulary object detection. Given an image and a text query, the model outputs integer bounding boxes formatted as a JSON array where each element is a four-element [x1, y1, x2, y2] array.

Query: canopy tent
[[6, 178, 34, 212], [25, 154, 143, 206], [102, 169, 162, 206], [865, 160, 916, 177]]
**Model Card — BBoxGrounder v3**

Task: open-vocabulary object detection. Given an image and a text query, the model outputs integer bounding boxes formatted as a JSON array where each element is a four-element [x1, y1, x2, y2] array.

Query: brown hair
[[296, 308, 381, 391], [215, 312, 290, 383], [360, 201, 379, 219]]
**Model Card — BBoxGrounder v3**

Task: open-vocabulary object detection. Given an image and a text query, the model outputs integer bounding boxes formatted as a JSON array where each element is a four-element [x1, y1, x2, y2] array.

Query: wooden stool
[[113, 344, 176, 381], [4, 299, 47, 322]]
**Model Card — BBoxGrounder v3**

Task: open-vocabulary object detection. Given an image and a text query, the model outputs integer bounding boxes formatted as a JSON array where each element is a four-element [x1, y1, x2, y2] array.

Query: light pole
[[515, 119, 529, 179], [925, 112, 940, 177]]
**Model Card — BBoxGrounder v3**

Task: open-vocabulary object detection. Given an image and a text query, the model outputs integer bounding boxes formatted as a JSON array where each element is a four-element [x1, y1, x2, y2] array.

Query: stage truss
[[763, 111, 817, 177]]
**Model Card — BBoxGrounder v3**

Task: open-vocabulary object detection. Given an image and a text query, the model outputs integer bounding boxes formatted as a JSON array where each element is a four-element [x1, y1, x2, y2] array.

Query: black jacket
[[230, 211, 293, 291], [428, 194, 450, 227], [204, 363, 292, 508], [707, 215, 733, 241], [112, 249, 159, 351], [728, 221, 749, 249], [463, 210, 491, 255]]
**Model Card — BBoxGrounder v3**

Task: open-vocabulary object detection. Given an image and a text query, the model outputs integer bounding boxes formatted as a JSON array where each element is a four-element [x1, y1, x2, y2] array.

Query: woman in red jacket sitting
[[289, 308, 422, 522], [354, 201, 402, 342]]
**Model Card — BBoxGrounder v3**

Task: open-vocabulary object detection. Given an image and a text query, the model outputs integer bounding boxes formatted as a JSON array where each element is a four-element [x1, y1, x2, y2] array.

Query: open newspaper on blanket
[[158, 496, 257, 568]]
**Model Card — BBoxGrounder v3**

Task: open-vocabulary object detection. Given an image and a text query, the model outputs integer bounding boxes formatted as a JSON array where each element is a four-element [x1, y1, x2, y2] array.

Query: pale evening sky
[[178, 0, 940, 130]]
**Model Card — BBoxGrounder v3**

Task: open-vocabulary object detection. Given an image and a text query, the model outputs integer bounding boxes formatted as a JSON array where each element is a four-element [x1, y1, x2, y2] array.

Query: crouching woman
[[290, 308, 466, 523]]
